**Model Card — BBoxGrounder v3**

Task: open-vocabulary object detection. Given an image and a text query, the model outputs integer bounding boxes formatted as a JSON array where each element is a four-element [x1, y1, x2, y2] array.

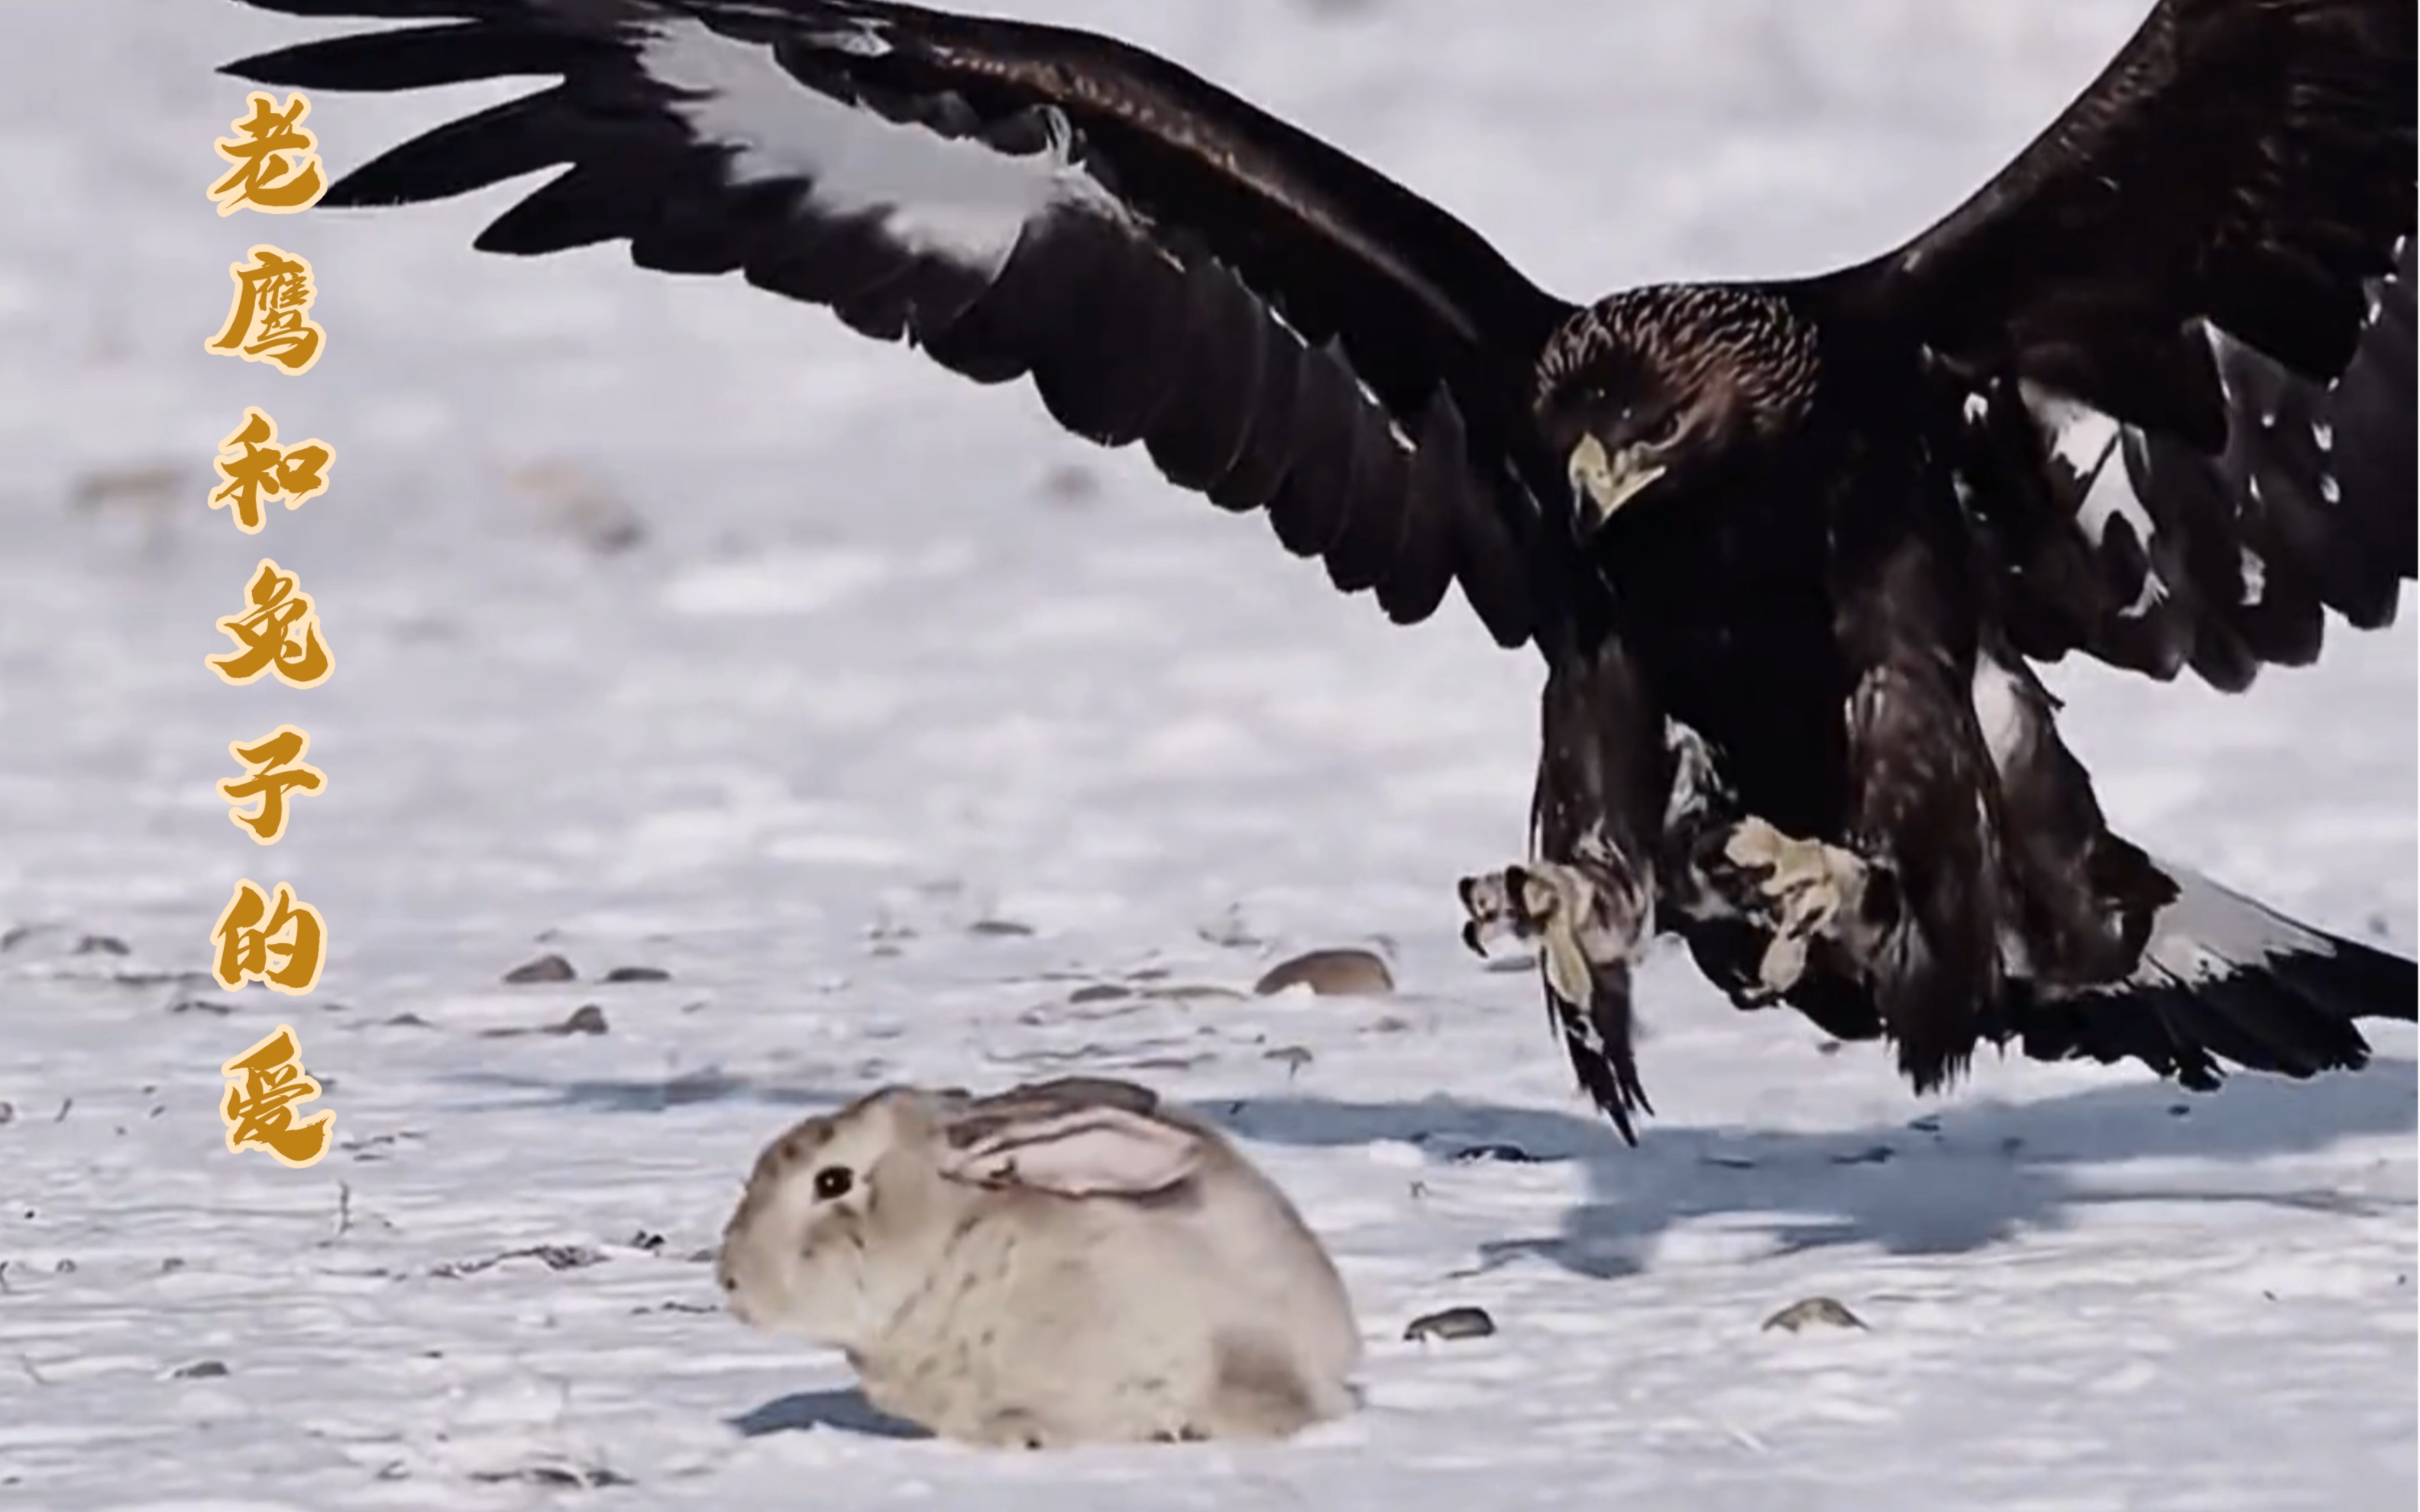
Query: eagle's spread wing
[[225, 0, 1577, 648], [1814, 0, 2415, 691]]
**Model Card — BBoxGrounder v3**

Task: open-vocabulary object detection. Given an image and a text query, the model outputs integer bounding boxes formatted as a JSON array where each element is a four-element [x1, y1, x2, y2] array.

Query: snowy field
[[1, 2, 2414, 1507]]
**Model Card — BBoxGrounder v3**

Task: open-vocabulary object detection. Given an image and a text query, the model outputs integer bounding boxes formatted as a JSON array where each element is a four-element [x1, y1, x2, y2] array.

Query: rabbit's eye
[[812, 1166, 853, 1201]]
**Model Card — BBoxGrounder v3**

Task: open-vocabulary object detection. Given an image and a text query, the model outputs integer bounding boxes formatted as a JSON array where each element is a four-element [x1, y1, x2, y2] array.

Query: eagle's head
[[1532, 283, 1819, 535]]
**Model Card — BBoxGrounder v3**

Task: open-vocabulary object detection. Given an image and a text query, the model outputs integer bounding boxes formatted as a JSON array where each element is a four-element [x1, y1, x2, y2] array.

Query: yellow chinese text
[[221, 725, 326, 845], [220, 1024, 335, 1168], [207, 246, 325, 375], [209, 92, 326, 216], [207, 558, 332, 688], [211, 879, 328, 996], [211, 409, 333, 534]]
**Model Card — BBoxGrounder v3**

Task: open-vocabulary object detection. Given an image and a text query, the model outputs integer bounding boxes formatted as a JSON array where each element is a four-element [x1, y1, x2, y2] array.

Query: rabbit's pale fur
[[716, 1077, 1361, 1447]]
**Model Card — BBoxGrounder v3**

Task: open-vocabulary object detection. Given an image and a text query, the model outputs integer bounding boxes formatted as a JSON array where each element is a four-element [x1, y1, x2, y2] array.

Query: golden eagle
[[226, 0, 2418, 1141]]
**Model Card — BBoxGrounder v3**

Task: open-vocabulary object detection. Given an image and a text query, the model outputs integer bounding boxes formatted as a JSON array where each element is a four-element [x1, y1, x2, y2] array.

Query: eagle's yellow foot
[[1715, 819, 1875, 997], [1458, 862, 1602, 1006]]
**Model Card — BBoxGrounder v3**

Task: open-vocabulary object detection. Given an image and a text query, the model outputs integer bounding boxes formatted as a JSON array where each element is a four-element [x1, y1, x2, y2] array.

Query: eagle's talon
[[1703, 818, 1877, 997], [1458, 861, 1616, 1006], [1458, 865, 1552, 955]]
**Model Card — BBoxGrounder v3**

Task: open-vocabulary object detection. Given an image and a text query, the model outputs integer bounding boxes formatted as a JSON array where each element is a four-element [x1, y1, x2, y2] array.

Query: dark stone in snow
[[1253, 948, 1394, 997], [1830, 1144, 1894, 1166], [549, 1004, 610, 1035], [503, 954, 577, 984], [472, 1465, 632, 1489], [1762, 1297, 1867, 1333], [1448, 1142, 1540, 1165], [1404, 1305, 1496, 1342]]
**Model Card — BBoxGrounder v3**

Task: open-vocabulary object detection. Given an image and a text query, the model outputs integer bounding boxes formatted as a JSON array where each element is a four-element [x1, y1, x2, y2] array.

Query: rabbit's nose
[[717, 1264, 753, 1320]]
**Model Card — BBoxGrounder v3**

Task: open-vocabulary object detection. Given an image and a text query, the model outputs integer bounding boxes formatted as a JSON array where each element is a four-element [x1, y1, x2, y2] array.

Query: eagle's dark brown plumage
[[224, 0, 2417, 1142]]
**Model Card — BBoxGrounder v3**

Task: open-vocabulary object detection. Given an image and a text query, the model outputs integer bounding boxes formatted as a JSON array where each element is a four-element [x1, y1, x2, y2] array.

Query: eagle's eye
[[1636, 409, 1683, 450]]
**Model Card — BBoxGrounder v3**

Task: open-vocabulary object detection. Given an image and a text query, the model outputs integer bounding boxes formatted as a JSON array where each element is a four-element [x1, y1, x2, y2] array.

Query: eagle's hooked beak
[[1568, 435, 1666, 532]]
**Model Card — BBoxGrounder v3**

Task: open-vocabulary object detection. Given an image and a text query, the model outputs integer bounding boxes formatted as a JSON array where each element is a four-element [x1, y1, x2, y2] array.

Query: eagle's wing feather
[[1810, 0, 2415, 690], [225, 0, 1577, 647]]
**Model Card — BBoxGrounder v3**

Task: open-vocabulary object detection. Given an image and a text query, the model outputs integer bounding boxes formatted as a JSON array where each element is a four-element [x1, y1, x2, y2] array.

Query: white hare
[[716, 1076, 1364, 1448]]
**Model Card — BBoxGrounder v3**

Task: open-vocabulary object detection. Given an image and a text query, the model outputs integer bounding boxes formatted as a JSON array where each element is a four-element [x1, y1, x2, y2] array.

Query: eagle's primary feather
[[223, 0, 2417, 1139]]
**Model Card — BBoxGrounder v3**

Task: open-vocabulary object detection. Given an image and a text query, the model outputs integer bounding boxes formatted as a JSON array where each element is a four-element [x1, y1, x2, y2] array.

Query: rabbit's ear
[[963, 1076, 1160, 1123], [941, 1106, 1205, 1197], [1008, 1076, 1160, 1115]]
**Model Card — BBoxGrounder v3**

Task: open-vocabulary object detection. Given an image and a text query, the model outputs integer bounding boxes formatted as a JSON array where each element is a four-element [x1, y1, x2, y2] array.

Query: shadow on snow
[[448, 1055, 2416, 1279], [730, 1386, 927, 1440]]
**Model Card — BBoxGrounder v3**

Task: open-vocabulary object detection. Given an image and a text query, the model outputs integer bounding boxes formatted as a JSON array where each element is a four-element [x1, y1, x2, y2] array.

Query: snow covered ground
[[0, 2, 2412, 1507]]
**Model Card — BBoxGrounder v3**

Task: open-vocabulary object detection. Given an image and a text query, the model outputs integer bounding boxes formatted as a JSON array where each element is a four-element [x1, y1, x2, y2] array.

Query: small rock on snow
[[1762, 1297, 1867, 1333], [503, 954, 578, 984], [1405, 1306, 1496, 1342], [1448, 1142, 1540, 1165], [551, 1004, 609, 1035], [1253, 948, 1394, 997]]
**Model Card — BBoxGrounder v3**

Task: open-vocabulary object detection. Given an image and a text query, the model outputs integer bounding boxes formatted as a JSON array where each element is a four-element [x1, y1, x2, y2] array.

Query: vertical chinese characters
[[220, 1025, 335, 1168], [205, 90, 341, 1160], [212, 409, 334, 533], [208, 92, 325, 217], [209, 247, 326, 375], [207, 558, 334, 688], [222, 726, 326, 844], [212, 880, 328, 996]]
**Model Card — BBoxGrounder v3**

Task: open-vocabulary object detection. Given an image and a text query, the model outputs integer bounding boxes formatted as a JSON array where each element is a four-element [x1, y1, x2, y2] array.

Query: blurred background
[[0, 4, 2411, 1507], [4, 0, 2409, 981]]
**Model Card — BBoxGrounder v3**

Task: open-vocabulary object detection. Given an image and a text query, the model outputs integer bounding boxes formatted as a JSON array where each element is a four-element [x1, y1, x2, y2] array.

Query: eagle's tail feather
[[2007, 863, 2414, 1088]]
